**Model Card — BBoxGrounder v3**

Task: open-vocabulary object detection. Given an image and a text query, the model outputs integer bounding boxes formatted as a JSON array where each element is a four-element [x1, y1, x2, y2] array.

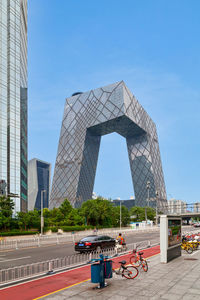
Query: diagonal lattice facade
[[50, 81, 167, 209]]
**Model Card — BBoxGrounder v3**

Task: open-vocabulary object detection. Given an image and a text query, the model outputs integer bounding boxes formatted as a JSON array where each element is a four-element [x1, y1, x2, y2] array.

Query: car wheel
[[96, 246, 101, 252]]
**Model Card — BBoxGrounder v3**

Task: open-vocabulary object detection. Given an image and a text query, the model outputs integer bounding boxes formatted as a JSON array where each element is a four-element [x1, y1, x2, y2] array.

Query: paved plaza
[[42, 250, 200, 300]]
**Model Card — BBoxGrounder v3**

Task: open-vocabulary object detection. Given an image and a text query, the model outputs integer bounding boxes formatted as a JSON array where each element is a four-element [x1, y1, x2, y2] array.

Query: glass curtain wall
[[0, 0, 27, 212]]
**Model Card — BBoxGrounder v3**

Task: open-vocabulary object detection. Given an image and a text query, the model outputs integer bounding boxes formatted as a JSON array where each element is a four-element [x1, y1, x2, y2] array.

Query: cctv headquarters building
[[50, 81, 167, 209]]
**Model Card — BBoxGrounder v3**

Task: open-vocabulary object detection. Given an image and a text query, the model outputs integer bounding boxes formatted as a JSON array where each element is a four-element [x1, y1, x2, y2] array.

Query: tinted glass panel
[[104, 236, 111, 240], [80, 236, 97, 242]]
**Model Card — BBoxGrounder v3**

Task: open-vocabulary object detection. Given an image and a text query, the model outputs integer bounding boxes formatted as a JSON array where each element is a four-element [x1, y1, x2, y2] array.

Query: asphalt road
[[0, 225, 195, 270], [0, 231, 160, 270]]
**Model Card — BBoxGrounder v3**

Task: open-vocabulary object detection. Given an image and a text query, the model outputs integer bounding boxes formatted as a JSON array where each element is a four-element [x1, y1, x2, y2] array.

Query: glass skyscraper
[[28, 159, 51, 211], [0, 0, 28, 212]]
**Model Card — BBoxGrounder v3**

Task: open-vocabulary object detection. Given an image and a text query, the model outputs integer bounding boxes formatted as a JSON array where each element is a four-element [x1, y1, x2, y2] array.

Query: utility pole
[[41, 190, 46, 236], [145, 181, 150, 224], [146, 181, 150, 207], [145, 206, 147, 224], [155, 190, 159, 226], [120, 200, 122, 230]]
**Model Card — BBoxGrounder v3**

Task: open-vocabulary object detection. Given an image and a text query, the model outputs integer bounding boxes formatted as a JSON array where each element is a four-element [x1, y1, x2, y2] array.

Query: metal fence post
[[48, 261, 53, 273], [38, 237, 40, 247]]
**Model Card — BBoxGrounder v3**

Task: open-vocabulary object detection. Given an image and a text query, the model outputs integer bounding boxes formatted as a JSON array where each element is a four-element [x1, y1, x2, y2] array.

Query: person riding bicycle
[[182, 236, 187, 243], [117, 233, 126, 245]]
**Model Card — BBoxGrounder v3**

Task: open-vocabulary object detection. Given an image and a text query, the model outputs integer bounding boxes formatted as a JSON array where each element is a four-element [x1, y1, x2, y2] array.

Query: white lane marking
[[0, 256, 31, 263]]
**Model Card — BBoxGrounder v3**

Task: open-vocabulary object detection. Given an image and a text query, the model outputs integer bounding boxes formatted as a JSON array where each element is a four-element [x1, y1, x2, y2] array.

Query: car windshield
[[80, 236, 97, 242]]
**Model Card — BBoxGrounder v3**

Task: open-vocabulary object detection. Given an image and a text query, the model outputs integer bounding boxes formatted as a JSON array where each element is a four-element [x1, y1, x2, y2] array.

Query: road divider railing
[[0, 239, 159, 286], [0, 226, 159, 251]]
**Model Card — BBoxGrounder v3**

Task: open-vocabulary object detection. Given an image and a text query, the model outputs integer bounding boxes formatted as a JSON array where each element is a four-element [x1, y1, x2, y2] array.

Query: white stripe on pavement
[[0, 256, 31, 263]]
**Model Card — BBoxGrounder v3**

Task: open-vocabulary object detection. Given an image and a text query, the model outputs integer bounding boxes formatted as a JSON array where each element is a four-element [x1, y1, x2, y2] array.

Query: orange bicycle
[[112, 260, 139, 279], [130, 249, 148, 272]]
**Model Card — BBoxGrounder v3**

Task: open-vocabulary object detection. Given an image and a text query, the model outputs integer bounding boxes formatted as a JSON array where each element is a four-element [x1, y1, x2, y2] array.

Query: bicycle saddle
[[119, 260, 126, 265], [138, 252, 143, 255]]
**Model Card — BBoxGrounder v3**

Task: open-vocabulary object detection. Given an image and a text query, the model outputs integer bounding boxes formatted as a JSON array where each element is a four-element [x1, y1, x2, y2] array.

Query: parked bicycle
[[181, 241, 193, 254], [112, 260, 139, 279], [181, 236, 198, 254], [130, 249, 148, 272]]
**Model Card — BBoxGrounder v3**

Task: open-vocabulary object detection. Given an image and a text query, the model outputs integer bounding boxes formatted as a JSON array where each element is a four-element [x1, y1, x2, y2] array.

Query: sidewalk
[[41, 250, 200, 300]]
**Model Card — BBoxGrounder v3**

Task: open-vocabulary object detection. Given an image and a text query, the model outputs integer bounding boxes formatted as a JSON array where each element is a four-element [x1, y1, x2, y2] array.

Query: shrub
[[61, 225, 93, 232], [0, 231, 39, 237]]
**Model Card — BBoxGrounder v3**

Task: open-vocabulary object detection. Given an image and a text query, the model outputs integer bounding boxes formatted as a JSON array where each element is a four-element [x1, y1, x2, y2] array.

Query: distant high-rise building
[[0, 0, 28, 212], [168, 199, 187, 214], [0, 180, 6, 196], [193, 203, 200, 213], [28, 159, 51, 211]]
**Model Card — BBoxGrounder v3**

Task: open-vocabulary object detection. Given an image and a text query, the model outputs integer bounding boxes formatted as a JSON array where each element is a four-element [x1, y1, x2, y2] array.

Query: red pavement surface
[[0, 245, 160, 300]]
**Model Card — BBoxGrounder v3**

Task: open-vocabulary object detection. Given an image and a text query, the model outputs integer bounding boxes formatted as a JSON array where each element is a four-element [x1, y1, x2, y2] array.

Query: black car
[[75, 235, 115, 253]]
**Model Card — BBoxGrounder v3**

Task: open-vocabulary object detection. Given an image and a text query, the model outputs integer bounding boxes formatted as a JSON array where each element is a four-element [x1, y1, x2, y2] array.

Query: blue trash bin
[[91, 263, 101, 283], [104, 260, 112, 279]]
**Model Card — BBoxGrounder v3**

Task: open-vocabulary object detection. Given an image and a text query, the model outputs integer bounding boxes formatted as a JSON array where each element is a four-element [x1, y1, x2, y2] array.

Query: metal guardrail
[[0, 239, 159, 285], [0, 226, 159, 251]]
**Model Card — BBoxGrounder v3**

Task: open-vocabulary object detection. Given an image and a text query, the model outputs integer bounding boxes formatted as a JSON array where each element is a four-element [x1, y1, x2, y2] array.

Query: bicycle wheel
[[141, 260, 148, 272], [193, 243, 198, 250], [130, 256, 140, 267], [122, 266, 138, 279], [186, 246, 193, 254]]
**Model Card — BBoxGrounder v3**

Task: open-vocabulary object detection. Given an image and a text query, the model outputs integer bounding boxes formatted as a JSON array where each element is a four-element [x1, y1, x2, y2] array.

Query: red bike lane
[[0, 245, 160, 300]]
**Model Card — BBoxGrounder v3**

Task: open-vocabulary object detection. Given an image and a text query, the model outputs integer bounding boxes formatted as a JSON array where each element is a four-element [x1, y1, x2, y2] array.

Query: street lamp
[[119, 199, 122, 230], [145, 181, 150, 224], [146, 181, 150, 207], [41, 190, 46, 236], [155, 190, 159, 226]]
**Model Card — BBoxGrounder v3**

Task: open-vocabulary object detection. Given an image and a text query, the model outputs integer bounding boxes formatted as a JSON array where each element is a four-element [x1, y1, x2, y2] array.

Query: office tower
[[168, 199, 187, 214], [28, 159, 51, 211], [0, 0, 28, 212], [0, 179, 6, 196], [50, 81, 167, 209]]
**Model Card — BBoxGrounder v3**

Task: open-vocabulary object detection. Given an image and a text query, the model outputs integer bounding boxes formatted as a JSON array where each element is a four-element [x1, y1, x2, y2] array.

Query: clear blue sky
[[28, 0, 200, 203]]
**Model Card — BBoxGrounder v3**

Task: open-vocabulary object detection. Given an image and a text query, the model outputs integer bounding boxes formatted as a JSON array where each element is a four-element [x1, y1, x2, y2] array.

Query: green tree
[[111, 205, 130, 227], [130, 206, 156, 222], [48, 208, 64, 226], [146, 207, 156, 221], [28, 210, 40, 229], [80, 198, 113, 227], [130, 206, 145, 222], [64, 209, 84, 226], [16, 212, 31, 230], [59, 199, 73, 216], [0, 195, 15, 230]]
